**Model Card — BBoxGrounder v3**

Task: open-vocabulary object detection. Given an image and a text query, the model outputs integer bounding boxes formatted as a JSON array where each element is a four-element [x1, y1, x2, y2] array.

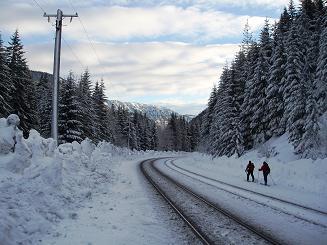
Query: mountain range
[[30, 70, 194, 125], [107, 100, 194, 125]]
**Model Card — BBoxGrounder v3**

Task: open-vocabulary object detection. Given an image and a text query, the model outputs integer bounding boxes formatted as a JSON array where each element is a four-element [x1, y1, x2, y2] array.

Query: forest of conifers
[[194, 0, 326, 159]]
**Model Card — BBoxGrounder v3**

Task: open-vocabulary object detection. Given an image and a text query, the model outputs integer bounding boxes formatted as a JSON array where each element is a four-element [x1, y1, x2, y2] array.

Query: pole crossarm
[[43, 9, 78, 145], [44, 13, 78, 17]]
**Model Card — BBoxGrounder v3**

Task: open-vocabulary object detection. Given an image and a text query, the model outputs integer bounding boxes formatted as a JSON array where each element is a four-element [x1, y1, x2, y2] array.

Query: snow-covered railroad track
[[140, 158, 280, 245], [167, 159, 327, 217]]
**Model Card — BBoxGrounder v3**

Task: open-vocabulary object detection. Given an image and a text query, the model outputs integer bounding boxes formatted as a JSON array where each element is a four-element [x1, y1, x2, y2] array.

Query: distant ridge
[[107, 100, 194, 125]]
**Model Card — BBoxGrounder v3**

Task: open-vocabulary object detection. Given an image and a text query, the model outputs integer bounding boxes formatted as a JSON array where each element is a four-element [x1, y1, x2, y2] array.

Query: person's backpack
[[266, 165, 270, 174]]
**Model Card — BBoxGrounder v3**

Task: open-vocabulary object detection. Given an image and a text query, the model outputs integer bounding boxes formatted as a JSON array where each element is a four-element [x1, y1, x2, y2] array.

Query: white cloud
[[66, 5, 269, 42], [0, 2, 272, 42], [25, 41, 239, 114], [66, 0, 293, 9], [0, 0, 289, 114]]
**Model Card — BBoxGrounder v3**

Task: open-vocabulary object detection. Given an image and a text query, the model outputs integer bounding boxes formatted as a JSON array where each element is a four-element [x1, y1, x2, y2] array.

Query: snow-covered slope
[[107, 100, 194, 124], [0, 114, 183, 245]]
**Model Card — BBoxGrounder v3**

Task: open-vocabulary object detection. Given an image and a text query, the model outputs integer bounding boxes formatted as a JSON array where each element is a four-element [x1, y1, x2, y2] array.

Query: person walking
[[245, 161, 255, 182], [259, 161, 270, 185]]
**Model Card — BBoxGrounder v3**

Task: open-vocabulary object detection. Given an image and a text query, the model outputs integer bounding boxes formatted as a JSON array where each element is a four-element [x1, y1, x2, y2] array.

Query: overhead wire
[[65, 0, 115, 84], [30, 0, 86, 71], [62, 36, 85, 69], [31, 0, 46, 13]]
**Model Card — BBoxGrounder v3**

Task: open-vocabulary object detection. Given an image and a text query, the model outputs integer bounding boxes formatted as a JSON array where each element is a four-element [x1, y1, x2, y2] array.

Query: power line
[[30, 0, 85, 71], [66, 0, 105, 74], [31, 0, 46, 13], [62, 36, 85, 70], [32, 0, 112, 88]]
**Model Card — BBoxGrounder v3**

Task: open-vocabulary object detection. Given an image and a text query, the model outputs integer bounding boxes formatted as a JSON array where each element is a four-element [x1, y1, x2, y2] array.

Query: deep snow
[[0, 115, 189, 244], [0, 114, 326, 244]]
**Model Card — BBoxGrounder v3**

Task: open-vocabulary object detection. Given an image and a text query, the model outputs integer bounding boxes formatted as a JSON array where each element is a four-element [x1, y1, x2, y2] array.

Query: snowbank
[[176, 133, 327, 198], [0, 114, 174, 244]]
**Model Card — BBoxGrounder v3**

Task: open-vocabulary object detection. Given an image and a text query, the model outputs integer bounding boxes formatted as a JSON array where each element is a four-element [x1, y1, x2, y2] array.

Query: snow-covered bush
[[5, 131, 32, 173], [0, 114, 20, 154]]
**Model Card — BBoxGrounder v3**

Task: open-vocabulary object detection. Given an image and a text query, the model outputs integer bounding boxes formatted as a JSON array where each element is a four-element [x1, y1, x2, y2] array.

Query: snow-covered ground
[[40, 156, 195, 245], [1, 114, 326, 244], [173, 133, 327, 205], [0, 115, 190, 245], [166, 134, 327, 244]]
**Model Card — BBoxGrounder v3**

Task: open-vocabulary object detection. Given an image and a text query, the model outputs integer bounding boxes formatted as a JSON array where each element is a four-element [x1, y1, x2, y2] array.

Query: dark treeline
[[194, 0, 327, 159], [159, 113, 199, 152], [0, 29, 196, 151]]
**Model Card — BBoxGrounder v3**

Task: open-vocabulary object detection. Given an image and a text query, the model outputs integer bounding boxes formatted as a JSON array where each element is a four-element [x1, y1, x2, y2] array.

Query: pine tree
[[265, 17, 289, 138], [283, 23, 306, 148], [210, 67, 229, 156], [288, 0, 297, 20], [0, 34, 12, 117], [126, 115, 138, 150], [116, 106, 129, 146], [314, 6, 327, 115], [35, 73, 52, 137], [140, 116, 152, 151], [132, 110, 141, 150], [78, 69, 97, 140], [213, 52, 246, 157], [150, 123, 158, 150], [248, 20, 272, 145], [241, 19, 254, 56], [239, 40, 260, 151], [58, 72, 83, 143], [200, 85, 217, 151], [93, 80, 112, 142], [189, 121, 200, 151], [297, 85, 320, 158], [7, 30, 37, 136]]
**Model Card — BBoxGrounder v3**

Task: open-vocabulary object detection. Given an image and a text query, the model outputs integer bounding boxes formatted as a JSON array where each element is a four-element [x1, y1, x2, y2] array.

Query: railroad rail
[[167, 159, 327, 217], [141, 158, 282, 245]]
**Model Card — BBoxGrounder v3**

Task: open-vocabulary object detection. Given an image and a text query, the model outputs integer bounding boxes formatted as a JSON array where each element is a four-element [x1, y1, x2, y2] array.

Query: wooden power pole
[[44, 9, 78, 145]]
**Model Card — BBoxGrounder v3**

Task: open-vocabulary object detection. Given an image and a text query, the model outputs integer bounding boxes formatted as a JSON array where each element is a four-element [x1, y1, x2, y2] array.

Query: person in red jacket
[[245, 161, 255, 182], [259, 161, 270, 185]]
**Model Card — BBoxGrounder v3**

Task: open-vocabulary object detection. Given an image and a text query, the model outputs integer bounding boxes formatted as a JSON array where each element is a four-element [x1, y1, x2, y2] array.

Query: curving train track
[[167, 159, 327, 216], [140, 158, 283, 245], [163, 159, 327, 231]]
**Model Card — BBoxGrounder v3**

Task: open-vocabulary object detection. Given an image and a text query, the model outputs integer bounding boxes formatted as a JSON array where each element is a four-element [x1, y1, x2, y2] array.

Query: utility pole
[[44, 9, 78, 145]]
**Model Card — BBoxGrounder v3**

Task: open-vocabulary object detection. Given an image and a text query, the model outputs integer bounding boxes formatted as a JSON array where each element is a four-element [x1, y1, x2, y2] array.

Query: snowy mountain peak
[[106, 100, 193, 124]]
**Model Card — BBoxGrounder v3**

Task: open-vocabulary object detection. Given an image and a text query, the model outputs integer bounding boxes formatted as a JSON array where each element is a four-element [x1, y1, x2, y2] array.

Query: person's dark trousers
[[247, 171, 254, 182], [263, 173, 268, 185]]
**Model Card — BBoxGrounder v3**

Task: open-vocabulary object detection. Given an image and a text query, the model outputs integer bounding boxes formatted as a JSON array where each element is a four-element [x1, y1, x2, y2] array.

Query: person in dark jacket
[[259, 161, 270, 185], [245, 161, 255, 182]]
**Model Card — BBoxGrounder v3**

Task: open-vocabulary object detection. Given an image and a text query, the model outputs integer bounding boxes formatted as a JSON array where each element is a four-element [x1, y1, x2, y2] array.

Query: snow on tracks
[[141, 158, 277, 245], [167, 159, 327, 225]]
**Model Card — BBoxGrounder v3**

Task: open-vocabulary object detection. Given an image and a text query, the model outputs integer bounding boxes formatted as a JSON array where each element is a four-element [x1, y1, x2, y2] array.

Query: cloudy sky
[[0, 0, 297, 115]]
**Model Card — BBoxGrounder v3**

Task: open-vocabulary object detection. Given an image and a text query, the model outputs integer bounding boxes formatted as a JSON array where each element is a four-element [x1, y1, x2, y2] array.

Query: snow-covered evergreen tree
[[150, 123, 158, 150], [58, 72, 83, 143], [315, 6, 327, 115], [265, 15, 289, 138], [35, 73, 52, 138], [7, 30, 37, 136], [297, 84, 320, 158], [78, 69, 97, 141], [248, 19, 272, 145], [283, 22, 306, 148], [200, 85, 217, 151], [93, 80, 112, 142], [209, 67, 229, 156], [0, 34, 12, 117], [239, 42, 260, 151]]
